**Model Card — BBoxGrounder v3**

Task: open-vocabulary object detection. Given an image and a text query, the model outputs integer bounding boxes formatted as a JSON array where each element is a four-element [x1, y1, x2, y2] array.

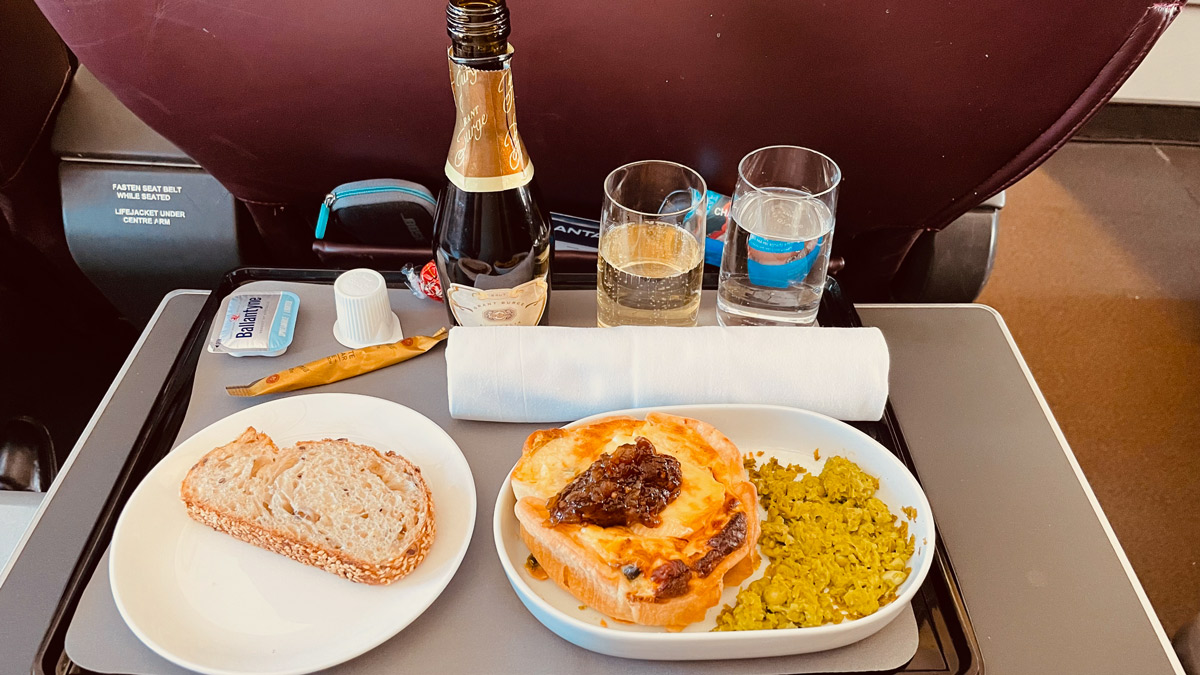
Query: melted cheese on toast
[[512, 415, 754, 603]]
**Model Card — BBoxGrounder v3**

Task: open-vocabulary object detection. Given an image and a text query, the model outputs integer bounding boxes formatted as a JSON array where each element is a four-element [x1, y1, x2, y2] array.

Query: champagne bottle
[[433, 0, 552, 326]]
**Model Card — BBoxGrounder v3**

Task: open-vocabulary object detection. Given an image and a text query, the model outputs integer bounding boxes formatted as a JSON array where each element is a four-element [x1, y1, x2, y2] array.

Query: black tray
[[36, 267, 982, 675]]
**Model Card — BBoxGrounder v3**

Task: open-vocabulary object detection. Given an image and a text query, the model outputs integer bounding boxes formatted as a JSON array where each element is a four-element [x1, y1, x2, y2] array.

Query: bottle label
[[445, 47, 535, 193], [746, 234, 824, 288], [446, 276, 548, 326]]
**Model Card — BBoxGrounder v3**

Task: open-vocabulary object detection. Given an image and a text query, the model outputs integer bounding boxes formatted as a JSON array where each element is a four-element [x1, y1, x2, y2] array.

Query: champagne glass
[[597, 161, 707, 327]]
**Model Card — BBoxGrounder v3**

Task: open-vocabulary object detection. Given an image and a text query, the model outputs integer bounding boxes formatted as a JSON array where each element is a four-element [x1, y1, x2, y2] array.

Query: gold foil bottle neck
[[444, 46, 534, 193]]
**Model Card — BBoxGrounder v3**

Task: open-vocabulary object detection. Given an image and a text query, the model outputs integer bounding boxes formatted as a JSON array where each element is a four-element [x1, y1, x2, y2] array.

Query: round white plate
[[494, 404, 935, 660], [111, 393, 476, 675]]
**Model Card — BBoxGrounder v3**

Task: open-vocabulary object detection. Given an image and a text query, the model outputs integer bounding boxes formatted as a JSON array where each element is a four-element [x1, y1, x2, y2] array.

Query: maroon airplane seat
[[1, 0, 127, 324], [31, 0, 1182, 299], [1, 0, 71, 263]]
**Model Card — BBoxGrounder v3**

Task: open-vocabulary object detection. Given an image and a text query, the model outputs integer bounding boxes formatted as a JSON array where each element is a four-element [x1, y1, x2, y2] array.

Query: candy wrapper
[[401, 261, 444, 302], [420, 261, 443, 301], [226, 328, 448, 397]]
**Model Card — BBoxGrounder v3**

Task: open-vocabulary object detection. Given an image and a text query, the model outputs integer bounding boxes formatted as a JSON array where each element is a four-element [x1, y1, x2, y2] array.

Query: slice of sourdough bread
[[180, 427, 435, 585]]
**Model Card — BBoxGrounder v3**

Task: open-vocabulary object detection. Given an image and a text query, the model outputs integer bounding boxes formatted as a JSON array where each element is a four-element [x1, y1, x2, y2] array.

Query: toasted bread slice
[[512, 414, 759, 627], [180, 427, 435, 585]]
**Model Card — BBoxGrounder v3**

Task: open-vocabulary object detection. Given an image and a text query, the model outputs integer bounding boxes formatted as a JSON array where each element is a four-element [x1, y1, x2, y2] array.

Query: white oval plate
[[111, 393, 476, 675], [494, 404, 935, 660]]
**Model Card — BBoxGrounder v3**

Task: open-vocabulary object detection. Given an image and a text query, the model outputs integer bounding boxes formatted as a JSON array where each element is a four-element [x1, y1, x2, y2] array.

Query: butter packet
[[208, 291, 300, 357]]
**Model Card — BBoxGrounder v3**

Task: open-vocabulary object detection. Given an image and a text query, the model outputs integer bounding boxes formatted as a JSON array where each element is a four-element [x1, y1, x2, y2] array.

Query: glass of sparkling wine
[[717, 146, 842, 327], [597, 160, 707, 327]]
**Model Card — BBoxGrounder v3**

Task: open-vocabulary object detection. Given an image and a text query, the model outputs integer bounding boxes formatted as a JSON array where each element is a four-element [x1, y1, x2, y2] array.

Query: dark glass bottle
[[433, 0, 552, 326]]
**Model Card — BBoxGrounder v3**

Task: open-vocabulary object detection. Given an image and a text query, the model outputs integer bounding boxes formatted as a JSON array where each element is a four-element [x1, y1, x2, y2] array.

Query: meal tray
[[37, 268, 982, 675]]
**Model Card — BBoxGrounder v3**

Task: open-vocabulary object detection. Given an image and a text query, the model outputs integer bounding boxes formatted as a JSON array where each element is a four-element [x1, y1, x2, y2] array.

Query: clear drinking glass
[[597, 160, 707, 327], [717, 146, 842, 326]]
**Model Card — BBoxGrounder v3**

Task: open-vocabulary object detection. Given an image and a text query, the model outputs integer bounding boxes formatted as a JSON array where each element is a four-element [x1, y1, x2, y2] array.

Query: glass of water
[[717, 146, 841, 326], [597, 160, 707, 327]]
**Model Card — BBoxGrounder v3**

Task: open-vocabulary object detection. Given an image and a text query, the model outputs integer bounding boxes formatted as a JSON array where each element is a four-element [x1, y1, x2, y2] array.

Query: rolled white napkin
[[445, 326, 889, 423]]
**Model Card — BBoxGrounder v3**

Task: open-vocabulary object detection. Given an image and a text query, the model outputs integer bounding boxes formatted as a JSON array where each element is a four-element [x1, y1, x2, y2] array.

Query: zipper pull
[[314, 193, 336, 239]]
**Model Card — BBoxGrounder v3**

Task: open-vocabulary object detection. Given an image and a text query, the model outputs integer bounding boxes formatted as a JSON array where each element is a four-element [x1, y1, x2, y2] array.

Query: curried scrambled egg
[[714, 455, 914, 630]]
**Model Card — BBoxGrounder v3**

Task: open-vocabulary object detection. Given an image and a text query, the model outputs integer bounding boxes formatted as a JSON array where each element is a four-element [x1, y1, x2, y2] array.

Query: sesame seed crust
[[183, 496, 435, 585]]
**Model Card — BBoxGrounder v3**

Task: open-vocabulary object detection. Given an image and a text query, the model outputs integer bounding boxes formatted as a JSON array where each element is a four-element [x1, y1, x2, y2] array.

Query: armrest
[[51, 66, 194, 166]]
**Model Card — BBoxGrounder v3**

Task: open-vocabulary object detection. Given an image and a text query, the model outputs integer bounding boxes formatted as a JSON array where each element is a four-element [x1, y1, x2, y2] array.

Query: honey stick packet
[[227, 328, 449, 397]]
